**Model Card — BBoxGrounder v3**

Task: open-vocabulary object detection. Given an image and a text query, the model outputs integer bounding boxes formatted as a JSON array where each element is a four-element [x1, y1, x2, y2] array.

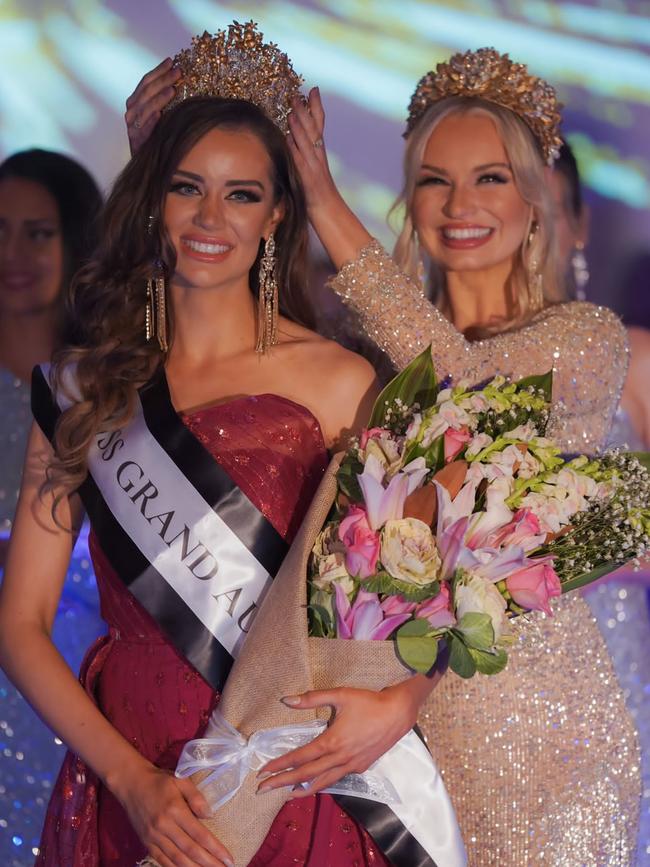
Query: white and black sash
[[31, 364, 289, 693], [31, 364, 466, 867]]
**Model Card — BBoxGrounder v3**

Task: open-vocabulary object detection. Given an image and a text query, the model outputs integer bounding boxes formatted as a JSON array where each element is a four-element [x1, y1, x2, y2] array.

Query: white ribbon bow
[[175, 710, 400, 812]]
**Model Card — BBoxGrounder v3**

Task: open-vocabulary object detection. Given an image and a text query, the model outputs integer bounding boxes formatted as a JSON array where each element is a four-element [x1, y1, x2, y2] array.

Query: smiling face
[[412, 112, 532, 276], [163, 126, 284, 292], [0, 177, 64, 316]]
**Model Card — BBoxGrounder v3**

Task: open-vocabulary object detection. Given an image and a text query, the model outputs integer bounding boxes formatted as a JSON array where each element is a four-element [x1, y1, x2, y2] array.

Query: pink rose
[[505, 560, 561, 616], [415, 582, 456, 628], [360, 427, 384, 449], [444, 426, 472, 463], [339, 506, 381, 579]]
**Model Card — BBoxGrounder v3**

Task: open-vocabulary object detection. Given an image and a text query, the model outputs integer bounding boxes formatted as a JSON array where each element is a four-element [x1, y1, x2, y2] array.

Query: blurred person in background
[[550, 136, 650, 860], [550, 140, 650, 451], [0, 148, 104, 863]]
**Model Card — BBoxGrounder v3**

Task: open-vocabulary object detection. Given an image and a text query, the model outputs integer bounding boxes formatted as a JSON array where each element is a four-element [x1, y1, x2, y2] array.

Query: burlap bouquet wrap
[[194, 454, 414, 866]]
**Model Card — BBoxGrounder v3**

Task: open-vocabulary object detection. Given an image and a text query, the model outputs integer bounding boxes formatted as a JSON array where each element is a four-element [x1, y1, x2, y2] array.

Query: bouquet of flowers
[[165, 347, 649, 867], [309, 347, 650, 678]]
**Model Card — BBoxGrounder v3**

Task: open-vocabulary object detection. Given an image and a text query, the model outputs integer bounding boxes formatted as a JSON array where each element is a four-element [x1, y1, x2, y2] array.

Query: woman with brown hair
[[0, 27, 467, 867]]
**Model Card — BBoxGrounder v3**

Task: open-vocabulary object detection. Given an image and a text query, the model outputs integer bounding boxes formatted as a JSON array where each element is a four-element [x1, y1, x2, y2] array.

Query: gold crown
[[405, 47, 563, 164], [166, 21, 303, 133]]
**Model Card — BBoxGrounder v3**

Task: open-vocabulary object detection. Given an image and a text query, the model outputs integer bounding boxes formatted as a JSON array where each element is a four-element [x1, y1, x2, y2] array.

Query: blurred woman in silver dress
[[0, 149, 104, 862]]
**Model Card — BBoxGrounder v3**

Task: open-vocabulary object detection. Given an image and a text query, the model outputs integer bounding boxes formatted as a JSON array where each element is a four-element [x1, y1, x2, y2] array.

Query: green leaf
[[448, 634, 477, 679], [457, 612, 495, 651], [308, 601, 335, 638], [515, 370, 553, 403], [468, 647, 508, 675], [368, 346, 437, 428], [362, 572, 439, 602], [395, 619, 439, 673], [559, 561, 621, 594], [336, 455, 364, 502]]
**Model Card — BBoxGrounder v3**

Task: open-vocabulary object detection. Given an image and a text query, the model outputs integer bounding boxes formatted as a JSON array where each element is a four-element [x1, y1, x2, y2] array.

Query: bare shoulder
[[628, 325, 650, 359], [277, 317, 377, 392], [276, 318, 379, 448]]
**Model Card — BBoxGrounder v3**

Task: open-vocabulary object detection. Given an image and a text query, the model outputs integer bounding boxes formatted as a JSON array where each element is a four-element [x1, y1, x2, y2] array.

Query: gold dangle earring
[[256, 233, 279, 354], [526, 221, 544, 312], [145, 215, 169, 352]]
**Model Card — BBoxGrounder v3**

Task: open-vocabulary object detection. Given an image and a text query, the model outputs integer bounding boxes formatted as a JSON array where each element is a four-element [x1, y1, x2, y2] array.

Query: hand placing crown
[[165, 20, 304, 133], [405, 47, 563, 164]]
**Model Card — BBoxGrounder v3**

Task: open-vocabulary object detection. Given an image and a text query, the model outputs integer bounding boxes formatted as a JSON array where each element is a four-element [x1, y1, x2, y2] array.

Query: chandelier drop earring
[[144, 215, 168, 352], [527, 222, 544, 312], [571, 241, 589, 301], [256, 233, 279, 354]]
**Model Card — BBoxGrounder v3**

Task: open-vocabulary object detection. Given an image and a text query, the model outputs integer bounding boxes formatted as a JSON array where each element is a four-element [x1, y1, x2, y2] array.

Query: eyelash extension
[[478, 173, 508, 184], [416, 176, 446, 187], [169, 180, 199, 194], [227, 189, 262, 203]]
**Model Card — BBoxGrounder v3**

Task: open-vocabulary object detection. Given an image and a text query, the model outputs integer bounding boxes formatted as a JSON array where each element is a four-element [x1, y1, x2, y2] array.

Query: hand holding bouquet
[[309, 347, 650, 678]]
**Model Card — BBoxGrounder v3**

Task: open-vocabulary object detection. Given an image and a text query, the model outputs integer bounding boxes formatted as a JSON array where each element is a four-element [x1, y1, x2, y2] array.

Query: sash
[[31, 364, 289, 692]]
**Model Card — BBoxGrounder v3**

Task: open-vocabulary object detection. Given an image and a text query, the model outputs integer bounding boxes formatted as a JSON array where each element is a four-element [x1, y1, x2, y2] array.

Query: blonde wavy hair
[[391, 97, 565, 333], [46, 97, 312, 515]]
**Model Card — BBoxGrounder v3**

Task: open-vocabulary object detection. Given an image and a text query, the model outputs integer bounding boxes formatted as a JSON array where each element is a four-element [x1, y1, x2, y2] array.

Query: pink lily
[[358, 454, 427, 531], [381, 595, 417, 617], [334, 584, 412, 640], [484, 508, 546, 553]]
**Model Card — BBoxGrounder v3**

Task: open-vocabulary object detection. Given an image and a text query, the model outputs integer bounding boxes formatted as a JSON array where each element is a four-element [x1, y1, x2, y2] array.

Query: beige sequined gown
[[330, 241, 642, 867]]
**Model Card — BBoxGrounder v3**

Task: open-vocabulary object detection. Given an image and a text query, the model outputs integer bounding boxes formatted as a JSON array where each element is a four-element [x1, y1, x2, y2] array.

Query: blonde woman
[[287, 53, 641, 865]]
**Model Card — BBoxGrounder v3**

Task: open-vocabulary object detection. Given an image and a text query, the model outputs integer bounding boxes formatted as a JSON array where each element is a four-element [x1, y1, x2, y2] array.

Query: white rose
[[455, 574, 509, 643], [312, 552, 355, 594], [380, 518, 441, 586]]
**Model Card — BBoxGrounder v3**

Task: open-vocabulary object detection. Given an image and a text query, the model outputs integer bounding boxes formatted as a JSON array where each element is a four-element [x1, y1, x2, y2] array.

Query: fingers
[[259, 752, 349, 793], [281, 688, 340, 710], [150, 832, 229, 867], [292, 764, 354, 799], [176, 776, 212, 820], [125, 57, 179, 140], [176, 807, 234, 866], [308, 87, 325, 136], [289, 106, 322, 155], [127, 57, 174, 108], [259, 735, 328, 777]]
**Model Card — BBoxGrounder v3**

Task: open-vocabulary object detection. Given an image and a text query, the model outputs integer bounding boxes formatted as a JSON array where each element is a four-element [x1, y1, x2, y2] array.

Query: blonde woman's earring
[[527, 223, 544, 312], [572, 241, 589, 300]]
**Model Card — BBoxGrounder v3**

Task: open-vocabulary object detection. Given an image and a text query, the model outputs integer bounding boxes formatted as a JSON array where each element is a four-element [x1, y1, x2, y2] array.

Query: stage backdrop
[[2, 0, 649, 312]]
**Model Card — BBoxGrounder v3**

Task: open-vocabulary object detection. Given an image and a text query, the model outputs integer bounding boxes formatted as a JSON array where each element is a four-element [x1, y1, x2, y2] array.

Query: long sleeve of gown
[[328, 239, 629, 453]]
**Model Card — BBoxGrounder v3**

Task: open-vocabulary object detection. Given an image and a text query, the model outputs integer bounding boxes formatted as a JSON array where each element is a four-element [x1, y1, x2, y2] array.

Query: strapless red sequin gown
[[35, 395, 390, 867]]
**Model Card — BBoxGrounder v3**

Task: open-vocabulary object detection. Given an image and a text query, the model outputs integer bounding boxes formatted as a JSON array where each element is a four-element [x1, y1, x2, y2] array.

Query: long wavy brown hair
[[46, 97, 312, 511]]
